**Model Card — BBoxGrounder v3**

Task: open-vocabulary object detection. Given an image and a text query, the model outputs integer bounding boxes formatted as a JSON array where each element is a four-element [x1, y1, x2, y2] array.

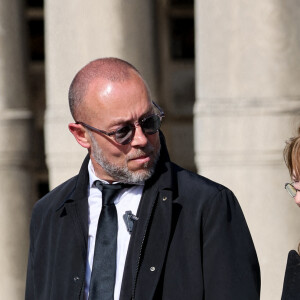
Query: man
[[26, 57, 260, 299]]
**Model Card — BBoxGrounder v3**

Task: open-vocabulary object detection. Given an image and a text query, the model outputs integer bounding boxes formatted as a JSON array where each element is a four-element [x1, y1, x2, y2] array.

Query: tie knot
[[94, 181, 130, 206]]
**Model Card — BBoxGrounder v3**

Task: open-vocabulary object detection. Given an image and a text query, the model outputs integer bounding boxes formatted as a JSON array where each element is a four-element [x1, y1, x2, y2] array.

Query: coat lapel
[[120, 132, 176, 299], [133, 188, 173, 299], [55, 155, 90, 260]]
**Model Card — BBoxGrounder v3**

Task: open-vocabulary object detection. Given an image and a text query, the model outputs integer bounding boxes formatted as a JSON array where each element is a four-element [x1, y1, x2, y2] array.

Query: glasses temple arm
[[152, 101, 165, 117]]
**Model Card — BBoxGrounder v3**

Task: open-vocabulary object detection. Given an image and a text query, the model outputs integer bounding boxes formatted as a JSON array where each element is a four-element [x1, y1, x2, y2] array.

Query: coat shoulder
[[169, 162, 240, 213], [171, 162, 229, 196], [32, 175, 79, 215]]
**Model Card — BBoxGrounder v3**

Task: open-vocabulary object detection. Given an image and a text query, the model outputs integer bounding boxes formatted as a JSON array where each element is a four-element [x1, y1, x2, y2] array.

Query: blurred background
[[1, 0, 300, 299]]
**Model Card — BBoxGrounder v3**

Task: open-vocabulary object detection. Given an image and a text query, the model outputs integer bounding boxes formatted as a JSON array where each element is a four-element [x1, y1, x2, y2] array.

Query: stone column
[[0, 0, 33, 298], [45, 0, 157, 188], [194, 1, 300, 299]]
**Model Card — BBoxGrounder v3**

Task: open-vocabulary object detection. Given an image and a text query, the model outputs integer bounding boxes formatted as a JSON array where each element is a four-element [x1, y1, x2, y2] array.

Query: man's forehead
[[83, 76, 152, 119], [87, 72, 145, 93]]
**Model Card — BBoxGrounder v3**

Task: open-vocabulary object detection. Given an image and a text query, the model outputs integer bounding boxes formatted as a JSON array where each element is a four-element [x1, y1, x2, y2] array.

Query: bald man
[[25, 58, 260, 300]]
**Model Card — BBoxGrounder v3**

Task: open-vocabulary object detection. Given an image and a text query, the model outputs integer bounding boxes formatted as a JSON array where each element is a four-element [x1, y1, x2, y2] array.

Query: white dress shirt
[[84, 160, 143, 300]]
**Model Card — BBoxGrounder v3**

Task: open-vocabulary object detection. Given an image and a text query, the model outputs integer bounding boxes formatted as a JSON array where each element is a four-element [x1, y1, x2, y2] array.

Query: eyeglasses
[[76, 101, 165, 145], [285, 182, 300, 198]]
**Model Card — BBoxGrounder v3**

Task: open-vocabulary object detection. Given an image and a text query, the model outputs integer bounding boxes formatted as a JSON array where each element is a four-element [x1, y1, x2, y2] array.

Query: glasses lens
[[285, 183, 297, 197], [115, 125, 134, 145], [141, 115, 161, 135]]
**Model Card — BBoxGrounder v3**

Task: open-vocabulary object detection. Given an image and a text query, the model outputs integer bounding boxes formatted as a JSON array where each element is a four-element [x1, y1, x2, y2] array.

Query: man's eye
[[115, 126, 131, 138]]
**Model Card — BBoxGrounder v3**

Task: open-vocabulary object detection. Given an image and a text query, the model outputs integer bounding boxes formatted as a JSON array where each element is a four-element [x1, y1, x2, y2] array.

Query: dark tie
[[88, 181, 124, 300]]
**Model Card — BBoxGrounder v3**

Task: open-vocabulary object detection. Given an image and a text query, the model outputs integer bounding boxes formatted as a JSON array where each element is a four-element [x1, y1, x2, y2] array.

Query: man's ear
[[68, 123, 91, 149]]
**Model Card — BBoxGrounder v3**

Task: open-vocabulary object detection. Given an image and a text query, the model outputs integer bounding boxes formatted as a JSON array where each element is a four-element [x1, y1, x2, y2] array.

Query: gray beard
[[89, 132, 160, 184]]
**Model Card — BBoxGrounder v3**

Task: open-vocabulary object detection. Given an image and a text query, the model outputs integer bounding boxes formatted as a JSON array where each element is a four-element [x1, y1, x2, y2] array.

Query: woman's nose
[[294, 187, 300, 207]]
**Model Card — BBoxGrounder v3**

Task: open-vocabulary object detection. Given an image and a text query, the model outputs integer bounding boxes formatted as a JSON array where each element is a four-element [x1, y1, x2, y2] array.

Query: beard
[[89, 132, 160, 184]]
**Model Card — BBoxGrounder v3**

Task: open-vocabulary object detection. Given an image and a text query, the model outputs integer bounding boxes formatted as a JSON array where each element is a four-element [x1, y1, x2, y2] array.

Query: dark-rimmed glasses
[[76, 101, 165, 145], [285, 182, 300, 198]]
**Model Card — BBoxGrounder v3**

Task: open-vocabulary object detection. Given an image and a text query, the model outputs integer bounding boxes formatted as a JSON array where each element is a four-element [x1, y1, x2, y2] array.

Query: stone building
[[1, 0, 299, 299]]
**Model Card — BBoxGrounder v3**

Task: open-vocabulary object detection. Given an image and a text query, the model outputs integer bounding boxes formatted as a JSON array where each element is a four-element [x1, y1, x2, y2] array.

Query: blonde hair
[[283, 127, 300, 181]]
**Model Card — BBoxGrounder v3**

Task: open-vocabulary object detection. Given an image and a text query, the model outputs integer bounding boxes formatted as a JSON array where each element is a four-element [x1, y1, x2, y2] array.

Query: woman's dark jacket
[[282, 250, 300, 299]]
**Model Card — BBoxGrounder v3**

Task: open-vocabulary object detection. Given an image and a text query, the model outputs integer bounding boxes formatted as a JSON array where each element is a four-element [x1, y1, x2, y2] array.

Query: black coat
[[281, 250, 300, 300], [26, 138, 260, 299]]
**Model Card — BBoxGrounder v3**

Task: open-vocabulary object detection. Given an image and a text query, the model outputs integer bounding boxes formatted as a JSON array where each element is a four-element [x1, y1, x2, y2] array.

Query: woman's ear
[[68, 123, 91, 149]]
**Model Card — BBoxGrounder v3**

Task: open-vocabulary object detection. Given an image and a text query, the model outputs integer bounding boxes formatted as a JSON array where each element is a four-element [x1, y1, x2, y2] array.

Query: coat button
[[73, 276, 80, 282], [150, 266, 156, 272], [162, 196, 167, 201]]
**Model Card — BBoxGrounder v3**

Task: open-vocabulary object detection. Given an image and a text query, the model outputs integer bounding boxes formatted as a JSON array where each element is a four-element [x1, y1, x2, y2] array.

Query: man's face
[[83, 73, 161, 183]]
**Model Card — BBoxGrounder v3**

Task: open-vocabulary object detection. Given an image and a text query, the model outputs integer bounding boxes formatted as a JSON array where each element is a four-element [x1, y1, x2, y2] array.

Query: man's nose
[[130, 125, 148, 147]]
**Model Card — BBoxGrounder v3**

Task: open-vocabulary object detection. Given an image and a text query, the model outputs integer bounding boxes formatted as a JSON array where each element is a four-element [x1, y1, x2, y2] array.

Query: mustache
[[126, 144, 154, 160]]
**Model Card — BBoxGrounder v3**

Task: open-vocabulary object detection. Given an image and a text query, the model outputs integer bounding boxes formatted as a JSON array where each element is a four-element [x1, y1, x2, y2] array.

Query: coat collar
[[55, 154, 90, 211], [55, 154, 90, 247]]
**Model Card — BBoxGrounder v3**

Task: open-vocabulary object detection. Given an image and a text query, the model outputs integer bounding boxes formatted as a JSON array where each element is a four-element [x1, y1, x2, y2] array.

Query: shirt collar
[[88, 160, 110, 188]]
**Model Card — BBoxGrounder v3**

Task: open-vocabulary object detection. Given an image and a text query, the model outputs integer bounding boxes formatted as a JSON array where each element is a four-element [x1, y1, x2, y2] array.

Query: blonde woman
[[282, 129, 300, 299]]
